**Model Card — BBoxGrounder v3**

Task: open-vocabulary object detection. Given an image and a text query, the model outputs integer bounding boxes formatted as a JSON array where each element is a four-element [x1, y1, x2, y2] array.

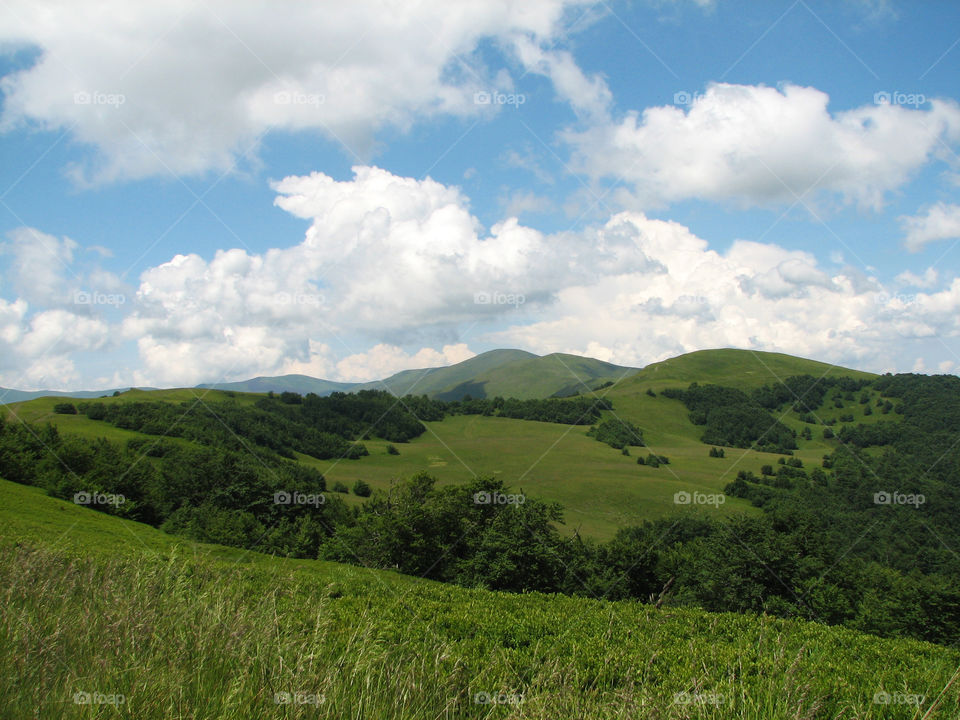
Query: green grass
[[2, 477, 959, 719], [1, 349, 894, 541]]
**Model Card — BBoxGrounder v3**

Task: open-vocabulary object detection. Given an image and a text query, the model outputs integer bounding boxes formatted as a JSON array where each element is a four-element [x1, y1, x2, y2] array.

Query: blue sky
[[1, 0, 959, 390]]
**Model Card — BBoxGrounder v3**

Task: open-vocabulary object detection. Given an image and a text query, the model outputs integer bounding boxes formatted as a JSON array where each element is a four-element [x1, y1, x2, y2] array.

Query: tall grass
[[2, 538, 958, 719]]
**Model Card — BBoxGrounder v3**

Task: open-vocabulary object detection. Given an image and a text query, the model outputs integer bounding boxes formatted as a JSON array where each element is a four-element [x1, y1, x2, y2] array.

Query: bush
[[352, 479, 372, 497], [53, 403, 77, 415], [332, 481, 348, 493], [761, 464, 773, 476], [636, 456, 644, 465], [823, 428, 835, 439], [386, 444, 400, 455], [645, 454, 660, 468], [709, 447, 725, 458], [645, 388, 656, 397], [621, 446, 630, 456]]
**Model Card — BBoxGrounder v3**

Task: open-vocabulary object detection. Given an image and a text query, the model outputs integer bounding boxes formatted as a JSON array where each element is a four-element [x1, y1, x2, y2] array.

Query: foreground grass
[[2, 479, 959, 719]]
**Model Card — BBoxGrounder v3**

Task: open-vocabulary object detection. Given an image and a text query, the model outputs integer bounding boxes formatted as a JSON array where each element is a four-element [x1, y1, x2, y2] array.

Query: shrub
[[352, 479, 372, 497], [386, 444, 400, 455], [53, 403, 77, 415], [332, 481, 348, 493]]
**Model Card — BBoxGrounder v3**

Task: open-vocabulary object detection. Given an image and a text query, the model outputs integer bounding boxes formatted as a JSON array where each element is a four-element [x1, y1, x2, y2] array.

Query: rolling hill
[[1, 348, 884, 540], [198, 348, 640, 400], [2, 477, 957, 719]]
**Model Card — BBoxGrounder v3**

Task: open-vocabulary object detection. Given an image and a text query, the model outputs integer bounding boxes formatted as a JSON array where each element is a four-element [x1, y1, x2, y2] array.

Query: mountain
[[0, 347, 870, 405], [198, 348, 640, 401], [197, 374, 357, 395], [0, 386, 151, 404]]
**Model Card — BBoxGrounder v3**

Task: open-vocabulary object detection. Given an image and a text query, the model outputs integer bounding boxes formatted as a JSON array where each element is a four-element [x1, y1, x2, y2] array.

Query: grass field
[[2, 477, 958, 719], [1, 350, 895, 540]]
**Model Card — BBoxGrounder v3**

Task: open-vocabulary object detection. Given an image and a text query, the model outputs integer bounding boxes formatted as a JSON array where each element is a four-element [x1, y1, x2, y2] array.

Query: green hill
[[2, 477, 956, 719], [1, 349, 885, 540], [197, 348, 639, 400]]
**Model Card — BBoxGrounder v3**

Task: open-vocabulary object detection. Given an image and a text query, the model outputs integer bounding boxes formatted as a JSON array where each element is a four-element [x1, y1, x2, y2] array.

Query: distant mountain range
[[198, 349, 640, 400], [0, 347, 878, 405]]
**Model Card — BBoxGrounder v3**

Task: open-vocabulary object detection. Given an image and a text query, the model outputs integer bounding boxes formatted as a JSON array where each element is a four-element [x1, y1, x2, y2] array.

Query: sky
[[1, 0, 959, 390]]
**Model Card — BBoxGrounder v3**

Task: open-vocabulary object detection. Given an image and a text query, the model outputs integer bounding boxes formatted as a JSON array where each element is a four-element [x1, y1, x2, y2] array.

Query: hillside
[[0, 349, 884, 540], [2, 477, 957, 719]]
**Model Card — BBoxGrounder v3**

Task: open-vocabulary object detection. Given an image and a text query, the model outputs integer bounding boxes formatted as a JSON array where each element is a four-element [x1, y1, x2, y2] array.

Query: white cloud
[[564, 83, 960, 210], [900, 202, 960, 252], [335, 343, 476, 383], [0, 227, 78, 306], [896, 267, 938, 288], [0, 0, 591, 183]]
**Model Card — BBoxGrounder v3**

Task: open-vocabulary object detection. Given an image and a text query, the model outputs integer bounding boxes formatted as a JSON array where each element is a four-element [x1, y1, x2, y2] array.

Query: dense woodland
[[3, 373, 960, 647]]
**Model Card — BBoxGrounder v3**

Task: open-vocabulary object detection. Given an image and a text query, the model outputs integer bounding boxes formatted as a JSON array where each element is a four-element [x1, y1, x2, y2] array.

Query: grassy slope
[[2, 349, 893, 540], [2, 477, 958, 720]]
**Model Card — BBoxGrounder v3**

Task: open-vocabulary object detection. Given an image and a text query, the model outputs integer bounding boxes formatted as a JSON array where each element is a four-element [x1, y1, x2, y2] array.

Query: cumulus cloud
[[6, 168, 960, 388], [900, 202, 960, 252], [485, 211, 960, 370], [564, 83, 960, 210], [0, 0, 593, 183]]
